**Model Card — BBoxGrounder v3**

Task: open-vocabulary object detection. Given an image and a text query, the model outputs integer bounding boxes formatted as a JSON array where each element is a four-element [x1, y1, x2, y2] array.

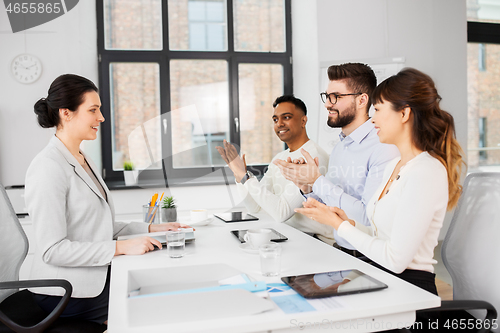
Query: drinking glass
[[166, 231, 185, 258], [259, 243, 281, 277]]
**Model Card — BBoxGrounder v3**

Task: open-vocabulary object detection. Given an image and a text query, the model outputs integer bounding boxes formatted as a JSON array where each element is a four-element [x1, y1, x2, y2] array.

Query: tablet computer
[[281, 269, 387, 298], [231, 229, 288, 243], [214, 212, 259, 223]]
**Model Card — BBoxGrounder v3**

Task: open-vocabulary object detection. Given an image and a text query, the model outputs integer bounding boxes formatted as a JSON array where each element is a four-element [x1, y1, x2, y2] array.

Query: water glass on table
[[167, 230, 185, 258], [260, 243, 281, 277]]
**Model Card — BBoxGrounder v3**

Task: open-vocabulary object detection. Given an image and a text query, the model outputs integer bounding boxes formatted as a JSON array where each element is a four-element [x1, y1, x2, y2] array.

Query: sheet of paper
[[272, 294, 317, 314], [219, 274, 250, 285], [308, 296, 348, 311], [267, 283, 348, 314]]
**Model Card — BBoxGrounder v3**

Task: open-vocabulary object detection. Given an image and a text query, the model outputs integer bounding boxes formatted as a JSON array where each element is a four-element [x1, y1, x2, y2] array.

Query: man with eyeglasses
[[274, 63, 399, 259], [216, 95, 334, 242]]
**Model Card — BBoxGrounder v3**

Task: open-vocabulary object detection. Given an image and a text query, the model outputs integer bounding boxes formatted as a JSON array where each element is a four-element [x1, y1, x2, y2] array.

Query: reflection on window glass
[[467, 43, 500, 171], [479, 43, 486, 71], [104, 0, 162, 50], [238, 64, 284, 165], [467, 0, 500, 23], [110, 63, 161, 170], [169, 0, 227, 51], [234, 0, 285, 52], [479, 117, 487, 160], [170, 60, 229, 168]]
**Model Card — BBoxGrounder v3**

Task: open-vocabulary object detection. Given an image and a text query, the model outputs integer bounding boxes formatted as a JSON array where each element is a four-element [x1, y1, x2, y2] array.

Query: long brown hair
[[372, 68, 465, 209]]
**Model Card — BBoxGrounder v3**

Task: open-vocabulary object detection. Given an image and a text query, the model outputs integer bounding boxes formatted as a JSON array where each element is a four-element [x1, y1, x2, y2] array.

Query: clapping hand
[[294, 198, 354, 230], [216, 139, 247, 181], [273, 149, 321, 193]]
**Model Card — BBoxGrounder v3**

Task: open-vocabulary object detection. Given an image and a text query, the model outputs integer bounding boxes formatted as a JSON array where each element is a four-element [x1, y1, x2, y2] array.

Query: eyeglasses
[[320, 92, 362, 105]]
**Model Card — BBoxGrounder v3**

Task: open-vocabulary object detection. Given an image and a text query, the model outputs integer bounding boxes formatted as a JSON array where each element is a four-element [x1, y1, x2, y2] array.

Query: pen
[[148, 204, 159, 224], [147, 193, 158, 221]]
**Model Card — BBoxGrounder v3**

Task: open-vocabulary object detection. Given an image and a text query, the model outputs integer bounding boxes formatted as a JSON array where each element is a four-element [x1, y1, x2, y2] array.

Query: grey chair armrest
[[419, 300, 497, 333], [0, 279, 72, 333]]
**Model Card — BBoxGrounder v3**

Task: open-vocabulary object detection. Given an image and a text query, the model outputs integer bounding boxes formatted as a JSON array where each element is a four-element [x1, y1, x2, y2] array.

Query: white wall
[[291, 0, 320, 139], [0, 1, 468, 226], [293, 0, 467, 150], [0, 0, 101, 186], [292, 0, 467, 239]]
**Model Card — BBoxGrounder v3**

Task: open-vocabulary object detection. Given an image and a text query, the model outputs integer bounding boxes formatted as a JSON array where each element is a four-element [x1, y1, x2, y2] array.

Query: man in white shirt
[[216, 95, 333, 241], [274, 64, 399, 257]]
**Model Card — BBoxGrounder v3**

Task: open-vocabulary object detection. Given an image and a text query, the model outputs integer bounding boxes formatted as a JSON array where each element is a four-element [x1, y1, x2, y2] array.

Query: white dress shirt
[[237, 140, 334, 240], [337, 152, 448, 273], [308, 119, 400, 249]]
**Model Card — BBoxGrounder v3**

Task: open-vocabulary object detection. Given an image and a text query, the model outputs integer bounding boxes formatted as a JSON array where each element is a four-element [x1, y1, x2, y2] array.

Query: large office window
[[97, 0, 292, 186], [467, 0, 500, 172]]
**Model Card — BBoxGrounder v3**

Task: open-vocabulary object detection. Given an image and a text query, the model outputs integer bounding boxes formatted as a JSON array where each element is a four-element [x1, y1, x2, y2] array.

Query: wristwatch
[[240, 171, 255, 185]]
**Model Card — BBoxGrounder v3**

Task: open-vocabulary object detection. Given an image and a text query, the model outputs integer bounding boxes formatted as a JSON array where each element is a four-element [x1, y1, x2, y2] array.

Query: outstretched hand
[[273, 149, 321, 192], [216, 139, 247, 181]]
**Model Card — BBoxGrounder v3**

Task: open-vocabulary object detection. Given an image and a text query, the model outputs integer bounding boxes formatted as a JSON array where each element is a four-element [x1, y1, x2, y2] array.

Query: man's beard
[[327, 102, 356, 128]]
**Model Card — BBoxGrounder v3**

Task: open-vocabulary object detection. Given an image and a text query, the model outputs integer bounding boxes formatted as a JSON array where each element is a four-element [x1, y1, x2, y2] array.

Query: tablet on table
[[281, 269, 387, 298]]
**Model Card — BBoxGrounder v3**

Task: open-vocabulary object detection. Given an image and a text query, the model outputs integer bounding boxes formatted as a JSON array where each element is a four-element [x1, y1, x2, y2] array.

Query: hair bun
[[34, 98, 58, 128]]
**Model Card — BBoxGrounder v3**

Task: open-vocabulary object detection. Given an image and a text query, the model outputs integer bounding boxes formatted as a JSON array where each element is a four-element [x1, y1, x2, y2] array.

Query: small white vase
[[123, 170, 138, 186]]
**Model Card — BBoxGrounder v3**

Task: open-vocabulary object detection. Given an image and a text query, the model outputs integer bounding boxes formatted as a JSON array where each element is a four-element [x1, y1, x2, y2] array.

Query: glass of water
[[259, 243, 281, 277], [166, 231, 185, 258]]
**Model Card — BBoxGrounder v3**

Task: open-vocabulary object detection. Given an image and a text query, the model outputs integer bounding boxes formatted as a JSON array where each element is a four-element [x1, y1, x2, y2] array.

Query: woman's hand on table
[[294, 198, 355, 230], [115, 236, 162, 255], [115, 223, 193, 256], [148, 222, 193, 233]]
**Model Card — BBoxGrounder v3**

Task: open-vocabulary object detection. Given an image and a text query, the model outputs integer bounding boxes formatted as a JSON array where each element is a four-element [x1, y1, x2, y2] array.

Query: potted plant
[[123, 161, 138, 186], [161, 196, 177, 222]]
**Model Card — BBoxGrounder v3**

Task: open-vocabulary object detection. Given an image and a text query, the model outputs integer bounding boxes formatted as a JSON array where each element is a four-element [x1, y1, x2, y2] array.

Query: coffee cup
[[243, 229, 272, 249], [190, 209, 208, 222]]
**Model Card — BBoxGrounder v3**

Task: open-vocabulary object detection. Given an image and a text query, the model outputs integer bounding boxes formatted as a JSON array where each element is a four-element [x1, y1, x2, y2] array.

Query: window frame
[[467, 21, 500, 170], [468, 21, 500, 44], [96, 0, 293, 188]]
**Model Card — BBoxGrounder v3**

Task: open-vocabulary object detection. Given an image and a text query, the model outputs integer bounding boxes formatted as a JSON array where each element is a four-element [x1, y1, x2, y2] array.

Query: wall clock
[[11, 54, 42, 84]]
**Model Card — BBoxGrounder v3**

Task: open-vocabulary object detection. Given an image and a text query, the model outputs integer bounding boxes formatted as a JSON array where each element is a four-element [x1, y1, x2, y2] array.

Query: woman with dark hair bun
[[26, 74, 190, 325], [296, 68, 465, 295]]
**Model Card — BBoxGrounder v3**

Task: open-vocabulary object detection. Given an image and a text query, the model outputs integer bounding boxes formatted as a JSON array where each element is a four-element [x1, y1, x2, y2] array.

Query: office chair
[[403, 172, 499, 333], [0, 182, 106, 333]]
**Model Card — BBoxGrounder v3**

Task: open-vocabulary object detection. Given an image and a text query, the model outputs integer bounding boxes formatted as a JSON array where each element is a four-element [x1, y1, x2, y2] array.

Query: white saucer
[[239, 242, 260, 254], [179, 216, 214, 226]]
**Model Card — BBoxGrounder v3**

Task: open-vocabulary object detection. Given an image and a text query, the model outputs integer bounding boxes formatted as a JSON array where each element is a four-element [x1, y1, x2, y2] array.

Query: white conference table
[[108, 211, 441, 333]]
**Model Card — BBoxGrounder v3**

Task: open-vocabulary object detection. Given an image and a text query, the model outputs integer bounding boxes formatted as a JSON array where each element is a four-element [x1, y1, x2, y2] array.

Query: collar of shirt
[[339, 119, 374, 144]]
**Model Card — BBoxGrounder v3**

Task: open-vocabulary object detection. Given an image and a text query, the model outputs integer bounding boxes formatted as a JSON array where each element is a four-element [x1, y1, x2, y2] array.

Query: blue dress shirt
[[308, 119, 400, 250]]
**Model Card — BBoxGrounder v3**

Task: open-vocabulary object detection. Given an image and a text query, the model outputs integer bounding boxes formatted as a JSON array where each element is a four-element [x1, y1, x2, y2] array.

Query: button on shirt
[[308, 119, 400, 250]]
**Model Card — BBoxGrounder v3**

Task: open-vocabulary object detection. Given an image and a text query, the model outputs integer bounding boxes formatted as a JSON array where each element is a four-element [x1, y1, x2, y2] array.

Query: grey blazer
[[25, 135, 148, 297]]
